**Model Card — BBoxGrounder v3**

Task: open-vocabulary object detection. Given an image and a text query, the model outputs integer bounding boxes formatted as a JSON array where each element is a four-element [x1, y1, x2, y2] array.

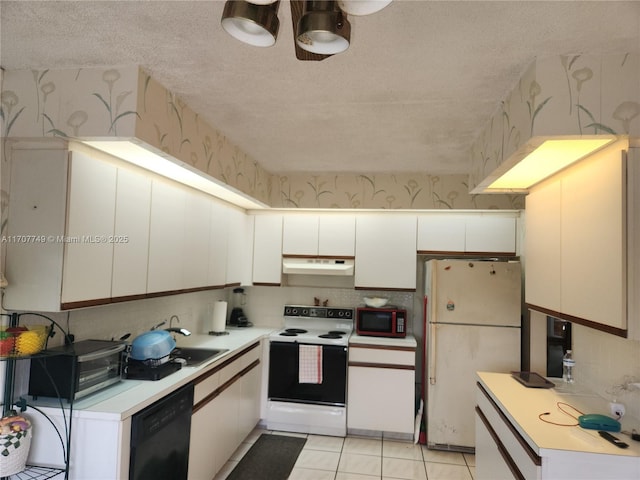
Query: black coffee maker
[[229, 287, 251, 327]]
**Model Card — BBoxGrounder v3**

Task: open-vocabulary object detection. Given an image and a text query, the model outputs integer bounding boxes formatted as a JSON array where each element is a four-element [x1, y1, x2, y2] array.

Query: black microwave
[[29, 340, 126, 401], [356, 307, 407, 338]]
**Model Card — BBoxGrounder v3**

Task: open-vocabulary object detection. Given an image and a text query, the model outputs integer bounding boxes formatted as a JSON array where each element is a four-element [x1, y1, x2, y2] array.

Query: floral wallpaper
[[273, 173, 523, 209], [0, 66, 273, 205], [470, 54, 640, 192], [0, 65, 522, 211]]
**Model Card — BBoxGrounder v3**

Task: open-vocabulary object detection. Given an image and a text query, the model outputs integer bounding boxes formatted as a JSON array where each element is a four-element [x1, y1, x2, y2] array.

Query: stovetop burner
[[319, 333, 343, 339], [279, 328, 309, 337], [286, 328, 308, 334], [328, 330, 346, 335]]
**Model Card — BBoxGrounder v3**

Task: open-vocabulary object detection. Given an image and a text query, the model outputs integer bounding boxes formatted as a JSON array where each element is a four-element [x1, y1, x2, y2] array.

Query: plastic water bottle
[[562, 350, 575, 383]]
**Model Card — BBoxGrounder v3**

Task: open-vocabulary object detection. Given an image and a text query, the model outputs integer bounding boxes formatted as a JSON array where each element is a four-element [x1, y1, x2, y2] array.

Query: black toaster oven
[[29, 339, 126, 401]]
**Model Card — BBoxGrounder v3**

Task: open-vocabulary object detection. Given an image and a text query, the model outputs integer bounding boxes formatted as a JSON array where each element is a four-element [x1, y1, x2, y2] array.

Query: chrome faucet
[[165, 315, 191, 336]]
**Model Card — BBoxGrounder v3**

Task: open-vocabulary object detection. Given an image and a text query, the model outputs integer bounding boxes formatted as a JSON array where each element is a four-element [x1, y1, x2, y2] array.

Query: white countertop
[[477, 371, 640, 458], [31, 327, 274, 421], [349, 333, 417, 348]]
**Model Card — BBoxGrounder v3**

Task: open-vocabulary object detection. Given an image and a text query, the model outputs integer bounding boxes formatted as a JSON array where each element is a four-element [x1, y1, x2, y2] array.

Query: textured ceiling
[[1, 1, 639, 176]]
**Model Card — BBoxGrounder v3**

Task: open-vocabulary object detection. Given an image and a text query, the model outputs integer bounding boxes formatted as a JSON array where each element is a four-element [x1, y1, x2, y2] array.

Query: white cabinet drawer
[[193, 341, 261, 404], [348, 345, 415, 366], [476, 383, 541, 480], [193, 370, 221, 405], [220, 342, 261, 385]]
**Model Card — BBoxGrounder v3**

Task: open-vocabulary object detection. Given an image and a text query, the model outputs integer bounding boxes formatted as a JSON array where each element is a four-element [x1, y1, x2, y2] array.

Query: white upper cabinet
[[207, 201, 229, 287], [5, 144, 69, 311], [61, 151, 117, 304], [525, 140, 632, 336], [252, 214, 283, 285], [465, 214, 517, 253], [355, 214, 417, 290], [147, 179, 186, 293], [282, 215, 318, 255], [560, 147, 626, 331], [318, 215, 356, 256], [182, 190, 211, 289], [5, 142, 153, 310], [524, 178, 562, 312], [282, 214, 356, 257], [417, 212, 517, 254], [111, 167, 151, 298], [416, 213, 466, 252], [225, 207, 254, 286]]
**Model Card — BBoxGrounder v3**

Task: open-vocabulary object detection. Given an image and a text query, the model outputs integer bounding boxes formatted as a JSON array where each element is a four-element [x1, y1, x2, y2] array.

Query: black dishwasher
[[129, 383, 194, 480]]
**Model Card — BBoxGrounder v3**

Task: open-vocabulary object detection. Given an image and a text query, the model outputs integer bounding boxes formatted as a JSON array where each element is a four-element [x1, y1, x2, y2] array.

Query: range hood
[[282, 258, 355, 276]]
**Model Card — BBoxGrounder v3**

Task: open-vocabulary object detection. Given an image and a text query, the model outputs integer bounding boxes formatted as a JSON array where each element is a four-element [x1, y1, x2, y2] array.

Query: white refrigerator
[[424, 259, 522, 452]]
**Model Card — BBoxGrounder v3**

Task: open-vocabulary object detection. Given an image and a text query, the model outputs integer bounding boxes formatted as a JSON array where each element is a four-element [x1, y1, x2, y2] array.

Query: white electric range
[[266, 305, 354, 436]]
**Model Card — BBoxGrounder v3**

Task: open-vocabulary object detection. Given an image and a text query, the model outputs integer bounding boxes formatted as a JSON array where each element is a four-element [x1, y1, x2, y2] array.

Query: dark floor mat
[[226, 434, 307, 480]]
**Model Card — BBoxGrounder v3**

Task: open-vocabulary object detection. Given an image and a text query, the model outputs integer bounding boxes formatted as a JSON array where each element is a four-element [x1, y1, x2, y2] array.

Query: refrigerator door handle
[[429, 322, 437, 385]]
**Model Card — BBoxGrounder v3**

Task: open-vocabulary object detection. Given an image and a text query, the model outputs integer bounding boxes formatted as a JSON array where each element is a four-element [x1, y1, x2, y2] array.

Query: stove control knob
[[290, 307, 298, 316], [327, 310, 334, 317], [301, 308, 308, 316], [338, 310, 344, 317]]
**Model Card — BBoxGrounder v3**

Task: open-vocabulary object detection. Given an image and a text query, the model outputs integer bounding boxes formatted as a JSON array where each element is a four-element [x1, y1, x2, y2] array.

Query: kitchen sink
[[171, 347, 229, 366]]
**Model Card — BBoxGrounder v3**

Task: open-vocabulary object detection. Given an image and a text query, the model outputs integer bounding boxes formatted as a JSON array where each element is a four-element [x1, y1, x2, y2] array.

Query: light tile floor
[[214, 428, 475, 480]]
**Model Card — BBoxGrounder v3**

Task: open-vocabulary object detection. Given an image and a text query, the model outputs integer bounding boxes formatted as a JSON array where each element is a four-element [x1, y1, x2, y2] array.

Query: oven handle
[[79, 365, 118, 384], [77, 343, 126, 362]]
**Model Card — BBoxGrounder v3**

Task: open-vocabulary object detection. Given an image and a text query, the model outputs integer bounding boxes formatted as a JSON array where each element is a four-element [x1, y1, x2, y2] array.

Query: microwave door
[[360, 312, 391, 334]]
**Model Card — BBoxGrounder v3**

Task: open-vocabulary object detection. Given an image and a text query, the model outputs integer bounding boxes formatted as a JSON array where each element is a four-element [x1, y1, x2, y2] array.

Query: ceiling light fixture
[[221, 0, 280, 47], [296, 1, 351, 55], [220, 0, 389, 60], [486, 136, 616, 191], [81, 140, 268, 209], [337, 0, 392, 16]]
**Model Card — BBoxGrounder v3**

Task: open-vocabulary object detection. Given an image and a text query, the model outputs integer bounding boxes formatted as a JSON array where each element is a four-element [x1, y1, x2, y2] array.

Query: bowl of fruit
[[0, 414, 32, 475], [0, 325, 50, 357]]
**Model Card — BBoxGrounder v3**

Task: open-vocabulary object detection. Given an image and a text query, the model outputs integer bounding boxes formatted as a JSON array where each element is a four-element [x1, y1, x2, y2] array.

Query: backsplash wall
[[15, 289, 229, 349], [573, 324, 640, 420], [10, 285, 416, 348]]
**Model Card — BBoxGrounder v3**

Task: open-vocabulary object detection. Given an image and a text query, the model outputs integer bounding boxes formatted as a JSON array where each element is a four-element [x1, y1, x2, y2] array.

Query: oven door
[[268, 342, 347, 406]]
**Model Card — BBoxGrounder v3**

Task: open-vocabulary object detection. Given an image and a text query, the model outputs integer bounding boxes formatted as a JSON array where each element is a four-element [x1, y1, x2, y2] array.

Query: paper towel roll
[[212, 301, 227, 333]]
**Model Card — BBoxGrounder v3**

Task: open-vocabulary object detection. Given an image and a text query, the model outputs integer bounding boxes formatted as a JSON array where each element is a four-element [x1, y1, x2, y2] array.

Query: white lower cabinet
[[238, 363, 262, 441], [347, 340, 416, 435], [189, 392, 221, 479], [26, 407, 128, 480], [475, 412, 518, 480], [348, 366, 414, 434], [476, 373, 640, 480], [188, 342, 262, 480], [475, 386, 540, 480]]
